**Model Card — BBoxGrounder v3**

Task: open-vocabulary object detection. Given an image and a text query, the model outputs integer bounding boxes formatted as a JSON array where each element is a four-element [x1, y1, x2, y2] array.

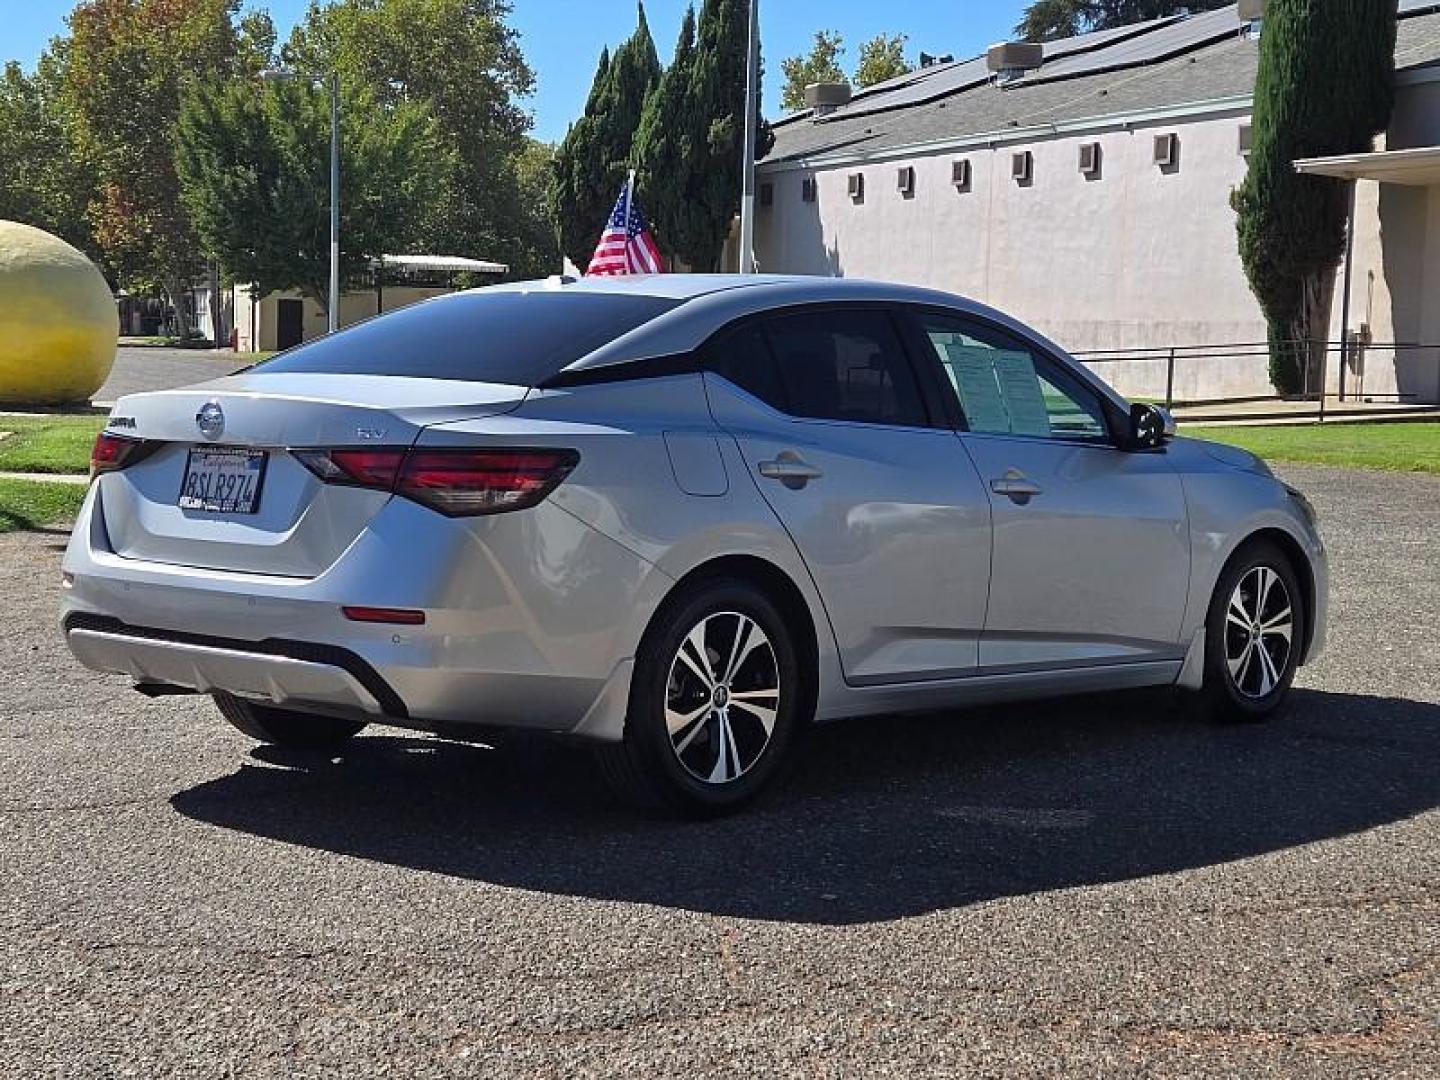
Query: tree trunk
[[1289, 265, 1337, 398], [164, 276, 192, 341]]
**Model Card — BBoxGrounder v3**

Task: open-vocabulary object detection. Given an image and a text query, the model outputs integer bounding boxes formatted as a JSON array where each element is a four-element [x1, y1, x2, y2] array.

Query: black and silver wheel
[[596, 578, 804, 815], [214, 692, 367, 749], [1197, 541, 1305, 723]]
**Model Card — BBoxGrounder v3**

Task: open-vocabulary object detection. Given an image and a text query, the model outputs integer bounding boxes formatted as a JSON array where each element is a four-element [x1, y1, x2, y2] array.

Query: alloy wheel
[[1223, 565, 1294, 700], [664, 611, 781, 784]]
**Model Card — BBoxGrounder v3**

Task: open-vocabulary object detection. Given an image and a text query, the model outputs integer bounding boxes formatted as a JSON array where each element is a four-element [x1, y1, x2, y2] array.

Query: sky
[[5, 1, 1027, 142]]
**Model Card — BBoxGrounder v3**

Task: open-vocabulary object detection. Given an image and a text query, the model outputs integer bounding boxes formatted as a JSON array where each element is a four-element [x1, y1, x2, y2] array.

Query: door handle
[[990, 473, 1043, 502], [758, 454, 824, 488]]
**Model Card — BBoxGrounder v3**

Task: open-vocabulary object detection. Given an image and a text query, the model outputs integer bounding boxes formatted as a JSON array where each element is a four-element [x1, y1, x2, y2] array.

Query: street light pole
[[738, 0, 759, 274], [327, 72, 340, 334], [262, 68, 341, 333]]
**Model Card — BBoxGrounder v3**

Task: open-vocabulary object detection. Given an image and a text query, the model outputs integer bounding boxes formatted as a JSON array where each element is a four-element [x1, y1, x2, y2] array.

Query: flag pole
[[738, 0, 759, 274]]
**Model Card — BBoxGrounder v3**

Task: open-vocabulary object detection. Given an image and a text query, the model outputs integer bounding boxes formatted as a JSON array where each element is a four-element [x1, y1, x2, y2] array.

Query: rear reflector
[[91, 432, 161, 480], [342, 606, 426, 625], [295, 446, 579, 517]]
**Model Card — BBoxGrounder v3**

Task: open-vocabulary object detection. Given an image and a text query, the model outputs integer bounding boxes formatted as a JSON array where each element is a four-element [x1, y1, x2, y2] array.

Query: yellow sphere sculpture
[[0, 220, 117, 405]]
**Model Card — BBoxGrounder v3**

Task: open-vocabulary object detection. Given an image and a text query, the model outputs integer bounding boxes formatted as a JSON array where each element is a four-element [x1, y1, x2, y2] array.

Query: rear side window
[[707, 323, 789, 408], [250, 291, 681, 386], [708, 308, 930, 427]]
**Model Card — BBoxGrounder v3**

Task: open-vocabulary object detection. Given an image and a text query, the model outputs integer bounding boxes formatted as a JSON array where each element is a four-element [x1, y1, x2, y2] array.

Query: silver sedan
[[61, 275, 1327, 814]]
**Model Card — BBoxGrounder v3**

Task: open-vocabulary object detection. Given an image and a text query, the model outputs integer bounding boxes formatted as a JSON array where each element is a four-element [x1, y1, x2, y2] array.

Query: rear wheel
[[214, 693, 367, 749], [596, 579, 804, 815], [1196, 541, 1305, 723]]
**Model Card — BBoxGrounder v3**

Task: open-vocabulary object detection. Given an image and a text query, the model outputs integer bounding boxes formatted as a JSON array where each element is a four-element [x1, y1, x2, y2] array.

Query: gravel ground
[[94, 348, 243, 405], [1, 464, 1436, 1077]]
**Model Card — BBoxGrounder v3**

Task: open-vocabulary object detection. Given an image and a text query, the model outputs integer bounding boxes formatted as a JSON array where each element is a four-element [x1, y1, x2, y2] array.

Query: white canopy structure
[[371, 254, 509, 276]]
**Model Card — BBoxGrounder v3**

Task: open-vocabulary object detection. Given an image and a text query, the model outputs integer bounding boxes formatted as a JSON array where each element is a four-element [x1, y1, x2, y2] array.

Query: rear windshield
[[249, 290, 682, 385]]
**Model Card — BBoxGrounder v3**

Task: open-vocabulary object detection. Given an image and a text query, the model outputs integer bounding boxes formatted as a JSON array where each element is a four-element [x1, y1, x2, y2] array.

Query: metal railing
[[1069, 340, 1440, 423]]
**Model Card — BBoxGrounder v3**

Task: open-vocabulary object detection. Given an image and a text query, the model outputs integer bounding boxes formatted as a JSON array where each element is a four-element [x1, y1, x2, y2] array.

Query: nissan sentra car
[[60, 275, 1326, 814]]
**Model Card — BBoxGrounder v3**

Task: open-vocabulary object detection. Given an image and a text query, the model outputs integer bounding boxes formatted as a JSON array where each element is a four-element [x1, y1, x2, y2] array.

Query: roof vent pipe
[[986, 41, 1044, 84], [805, 82, 852, 119]]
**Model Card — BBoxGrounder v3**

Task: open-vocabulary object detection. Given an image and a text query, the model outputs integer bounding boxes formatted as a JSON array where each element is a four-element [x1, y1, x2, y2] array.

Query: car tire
[[596, 578, 805, 816], [214, 692, 367, 749], [1196, 540, 1305, 724]]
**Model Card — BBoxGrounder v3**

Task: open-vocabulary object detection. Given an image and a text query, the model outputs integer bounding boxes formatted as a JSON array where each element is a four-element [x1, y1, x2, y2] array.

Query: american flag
[[586, 173, 664, 276]]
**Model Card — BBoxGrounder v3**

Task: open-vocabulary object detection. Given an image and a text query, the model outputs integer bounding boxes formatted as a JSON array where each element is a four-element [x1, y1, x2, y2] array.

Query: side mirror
[[1128, 402, 1175, 450]]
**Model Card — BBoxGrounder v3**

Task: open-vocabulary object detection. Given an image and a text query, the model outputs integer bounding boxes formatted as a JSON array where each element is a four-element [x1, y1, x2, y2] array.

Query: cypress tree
[[551, 5, 660, 269], [1232, 1, 1396, 394], [655, 0, 772, 271], [633, 6, 698, 267], [552, 48, 608, 269]]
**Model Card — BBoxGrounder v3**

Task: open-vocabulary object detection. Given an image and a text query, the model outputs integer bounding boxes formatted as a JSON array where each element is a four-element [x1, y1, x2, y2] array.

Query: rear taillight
[[90, 432, 161, 480], [292, 448, 407, 488], [294, 447, 578, 517]]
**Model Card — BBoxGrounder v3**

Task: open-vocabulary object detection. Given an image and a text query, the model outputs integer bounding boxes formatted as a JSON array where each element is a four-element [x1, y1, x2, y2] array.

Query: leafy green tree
[[284, 0, 540, 274], [507, 138, 561, 277], [780, 30, 843, 112], [854, 33, 911, 88], [1232, 0, 1397, 394], [552, 5, 661, 268], [1015, 1, 1230, 43], [61, 0, 257, 336], [175, 77, 450, 314], [0, 55, 96, 257]]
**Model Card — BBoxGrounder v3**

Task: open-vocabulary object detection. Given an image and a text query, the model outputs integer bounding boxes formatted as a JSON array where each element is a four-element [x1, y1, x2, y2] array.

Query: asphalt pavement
[[93, 347, 244, 405], [1, 464, 1436, 1077]]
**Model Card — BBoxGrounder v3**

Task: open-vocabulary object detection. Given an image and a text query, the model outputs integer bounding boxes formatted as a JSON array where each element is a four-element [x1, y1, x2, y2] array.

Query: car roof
[[480, 272, 968, 302], [463, 274, 1130, 410]]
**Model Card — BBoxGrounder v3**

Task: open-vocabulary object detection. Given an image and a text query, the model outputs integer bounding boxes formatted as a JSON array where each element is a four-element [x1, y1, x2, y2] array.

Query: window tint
[[251, 291, 681, 386], [707, 323, 788, 409], [916, 314, 1110, 441], [760, 309, 929, 427]]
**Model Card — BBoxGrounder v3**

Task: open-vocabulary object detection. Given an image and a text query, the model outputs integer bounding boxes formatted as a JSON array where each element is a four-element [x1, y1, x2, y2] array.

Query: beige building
[[754, 2, 1440, 404], [233, 255, 507, 352]]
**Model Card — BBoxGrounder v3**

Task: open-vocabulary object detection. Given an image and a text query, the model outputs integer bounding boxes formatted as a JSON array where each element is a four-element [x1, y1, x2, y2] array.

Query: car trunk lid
[[97, 373, 528, 577]]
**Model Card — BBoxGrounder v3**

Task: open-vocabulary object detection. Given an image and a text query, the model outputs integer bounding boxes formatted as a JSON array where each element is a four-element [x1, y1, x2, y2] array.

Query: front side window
[[913, 313, 1110, 441]]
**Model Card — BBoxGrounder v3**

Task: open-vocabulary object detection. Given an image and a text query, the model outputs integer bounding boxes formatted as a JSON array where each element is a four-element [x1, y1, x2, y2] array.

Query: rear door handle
[[758, 454, 824, 488], [990, 474, 1043, 502]]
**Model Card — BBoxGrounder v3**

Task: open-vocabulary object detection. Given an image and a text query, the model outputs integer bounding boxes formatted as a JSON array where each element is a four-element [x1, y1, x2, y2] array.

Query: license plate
[[178, 447, 268, 514]]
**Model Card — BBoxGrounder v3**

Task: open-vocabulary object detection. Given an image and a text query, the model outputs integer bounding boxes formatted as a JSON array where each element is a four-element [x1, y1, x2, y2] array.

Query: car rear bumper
[[59, 486, 669, 741], [65, 616, 395, 718]]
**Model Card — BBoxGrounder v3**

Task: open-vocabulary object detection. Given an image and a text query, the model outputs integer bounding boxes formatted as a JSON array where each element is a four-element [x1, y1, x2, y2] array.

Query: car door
[[902, 309, 1190, 671], [702, 306, 992, 685]]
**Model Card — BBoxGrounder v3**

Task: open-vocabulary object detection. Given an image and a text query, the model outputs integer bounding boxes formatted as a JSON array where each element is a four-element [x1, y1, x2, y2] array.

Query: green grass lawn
[[1186, 421, 1440, 474], [0, 477, 87, 533], [0, 414, 106, 474]]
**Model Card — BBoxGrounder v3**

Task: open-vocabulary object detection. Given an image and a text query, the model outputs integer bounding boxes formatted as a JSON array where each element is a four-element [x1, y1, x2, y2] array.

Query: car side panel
[[1167, 440, 1328, 661], [432, 374, 849, 723]]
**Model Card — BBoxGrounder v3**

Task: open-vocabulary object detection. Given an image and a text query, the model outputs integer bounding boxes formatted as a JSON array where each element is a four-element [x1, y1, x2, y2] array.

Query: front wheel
[[214, 693, 367, 749], [1196, 541, 1305, 723], [596, 579, 805, 815]]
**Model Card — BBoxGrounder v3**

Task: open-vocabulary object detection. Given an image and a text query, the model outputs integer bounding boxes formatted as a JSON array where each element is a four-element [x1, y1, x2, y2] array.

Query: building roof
[[763, 3, 1440, 168], [1296, 145, 1440, 185]]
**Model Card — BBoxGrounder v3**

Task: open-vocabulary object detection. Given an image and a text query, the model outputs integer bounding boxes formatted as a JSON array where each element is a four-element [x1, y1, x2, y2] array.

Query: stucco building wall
[[755, 78, 1440, 404]]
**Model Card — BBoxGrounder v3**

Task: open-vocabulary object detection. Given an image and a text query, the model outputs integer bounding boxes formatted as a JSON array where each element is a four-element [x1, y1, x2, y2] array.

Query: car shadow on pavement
[[170, 688, 1440, 925]]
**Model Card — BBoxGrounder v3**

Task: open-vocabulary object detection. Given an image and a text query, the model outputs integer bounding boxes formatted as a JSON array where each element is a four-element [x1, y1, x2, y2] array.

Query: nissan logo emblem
[[196, 401, 225, 440]]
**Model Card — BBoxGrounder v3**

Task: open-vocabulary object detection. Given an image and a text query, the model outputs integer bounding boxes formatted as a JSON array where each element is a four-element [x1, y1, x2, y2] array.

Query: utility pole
[[738, 0, 759, 273], [328, 71, 341, 333]]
